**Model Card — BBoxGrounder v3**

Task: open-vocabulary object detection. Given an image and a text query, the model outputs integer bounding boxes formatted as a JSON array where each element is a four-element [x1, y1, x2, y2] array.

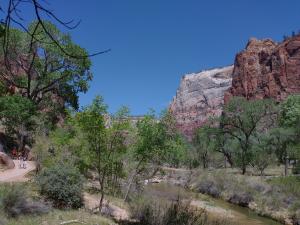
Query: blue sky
[[22, 0, 300, 115]]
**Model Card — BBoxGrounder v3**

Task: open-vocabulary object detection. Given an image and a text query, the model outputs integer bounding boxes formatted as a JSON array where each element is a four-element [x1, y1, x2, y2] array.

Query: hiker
[[11, 147, 17, 159], [22, 156, 27, 169], [19, 153, 23, 169]]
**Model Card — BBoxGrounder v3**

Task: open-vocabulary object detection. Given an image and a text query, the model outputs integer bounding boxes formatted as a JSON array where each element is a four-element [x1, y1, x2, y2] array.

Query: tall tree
[[76, 96, 130, 210], [0, 22, 94, 149], [0, 21, 92, 111], [124, 110, 183, 201], [221, 97, 276, 174], [0, 95, 36, 151], [193, 125, 216, 169]]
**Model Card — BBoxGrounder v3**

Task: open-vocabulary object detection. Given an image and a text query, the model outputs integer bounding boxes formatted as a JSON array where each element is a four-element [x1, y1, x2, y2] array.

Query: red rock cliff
[[225, 35, 300, 103]]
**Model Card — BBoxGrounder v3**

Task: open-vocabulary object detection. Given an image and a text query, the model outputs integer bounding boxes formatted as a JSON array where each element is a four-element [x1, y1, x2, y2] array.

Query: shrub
[[291, 209, 300, 225], [128, 197, 234, 225], [36, 163, 84, 209], [292, 162, 300, 175], [0, 184, 49, 218], [228, 192, 253, 207], [197, 180, 221, 198]]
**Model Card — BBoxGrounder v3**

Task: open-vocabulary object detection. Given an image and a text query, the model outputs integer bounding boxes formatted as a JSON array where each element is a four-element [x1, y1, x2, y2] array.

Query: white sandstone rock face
[[170, 65, 233, 139]]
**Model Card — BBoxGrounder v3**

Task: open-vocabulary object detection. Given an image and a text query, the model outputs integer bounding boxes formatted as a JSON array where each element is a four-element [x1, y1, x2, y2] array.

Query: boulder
[[0, 152, 15, 169]]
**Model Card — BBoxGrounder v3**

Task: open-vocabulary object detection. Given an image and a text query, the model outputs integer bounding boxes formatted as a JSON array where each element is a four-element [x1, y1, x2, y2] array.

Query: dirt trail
[[0, 160, 36, 182], [84, 193, 130, 221]]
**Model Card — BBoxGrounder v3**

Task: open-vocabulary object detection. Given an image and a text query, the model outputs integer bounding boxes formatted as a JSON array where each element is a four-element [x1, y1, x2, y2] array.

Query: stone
[[169, 66, 233, 140], [0, 152, 15, 169], [225, 35, 300, 103]]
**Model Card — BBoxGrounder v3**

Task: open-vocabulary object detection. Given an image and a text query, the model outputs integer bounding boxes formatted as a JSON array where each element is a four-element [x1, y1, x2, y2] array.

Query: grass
[[190, 169, 300, 224], [126, 196, 236, 225], [3, 209, 117, 225], [268, 176, 300, 198]]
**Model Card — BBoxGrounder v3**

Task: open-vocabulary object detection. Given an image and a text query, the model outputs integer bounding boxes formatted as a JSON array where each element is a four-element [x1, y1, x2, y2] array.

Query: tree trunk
[[284, 157, 288, 176], [242, 165, 246, 175], [99, 191, 104, 212], [124, 174, 134, 202]]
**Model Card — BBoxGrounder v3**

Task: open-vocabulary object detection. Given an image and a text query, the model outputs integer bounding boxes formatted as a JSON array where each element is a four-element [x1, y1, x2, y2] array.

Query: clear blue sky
[[24, 0, 300, 115]]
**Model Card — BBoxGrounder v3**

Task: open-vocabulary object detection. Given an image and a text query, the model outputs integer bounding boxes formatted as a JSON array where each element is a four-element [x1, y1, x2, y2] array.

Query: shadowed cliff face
[[170, 66, 233, 140], [225, 35, 300, 103]]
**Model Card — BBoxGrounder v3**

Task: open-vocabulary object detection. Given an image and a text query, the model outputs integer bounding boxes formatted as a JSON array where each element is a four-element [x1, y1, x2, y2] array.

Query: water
[[144, 183, 282, 225]]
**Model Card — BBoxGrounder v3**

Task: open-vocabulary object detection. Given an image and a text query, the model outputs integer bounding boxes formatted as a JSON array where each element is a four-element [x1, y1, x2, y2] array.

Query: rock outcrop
[[0, 152, 15, 169], [225, 35, 300, 103], [170, 66, 233, 139]]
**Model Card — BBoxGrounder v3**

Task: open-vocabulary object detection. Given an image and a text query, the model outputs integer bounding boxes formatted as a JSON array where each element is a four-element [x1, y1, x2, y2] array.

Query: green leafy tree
[[0, 21, 92, 115], [274, 95, 300, 175], [221, 97, 276, 174], [193, 125, 216, 169], [0, 21, 92, 152], [0, 95, 37, 151], [251, 133, 276, 176], [124, 110, 183, 201], [75, 96, 130, 210], [159, 110, 187, 168], [269, 128, 297, 176]]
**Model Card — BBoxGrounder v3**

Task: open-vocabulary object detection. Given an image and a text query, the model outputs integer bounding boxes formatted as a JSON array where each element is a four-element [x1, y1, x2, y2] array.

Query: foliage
[[3, 209, 115, 225], [268, 176, 300, 198], [279, 95, 300, 129], [124, 110, 186, 201], [278, 95, 300, 175], [0, 95, 37, 149], [128, 197, 233, 225], [193, 124, 216, 169], [0, 22, 92, 111], [0, 184, 49, 218], [221, 97, 276, 174], [292, 162, 300, 175], [75, 96, 130, 209], [251, 133, 276, 176], [36, 163, 84, 209]]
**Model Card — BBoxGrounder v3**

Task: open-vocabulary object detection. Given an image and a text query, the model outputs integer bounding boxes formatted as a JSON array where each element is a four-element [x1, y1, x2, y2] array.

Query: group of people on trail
[[11, 147, 28, 169]]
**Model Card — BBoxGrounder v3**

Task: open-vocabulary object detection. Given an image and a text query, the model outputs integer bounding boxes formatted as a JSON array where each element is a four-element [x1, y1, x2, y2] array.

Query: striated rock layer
[[170, 66, 233, 139], [225, 35, 300, 103]]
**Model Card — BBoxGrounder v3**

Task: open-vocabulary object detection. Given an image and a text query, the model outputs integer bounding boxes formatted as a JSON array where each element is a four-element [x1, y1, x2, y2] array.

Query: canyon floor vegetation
[[0, 1, 299, 225]]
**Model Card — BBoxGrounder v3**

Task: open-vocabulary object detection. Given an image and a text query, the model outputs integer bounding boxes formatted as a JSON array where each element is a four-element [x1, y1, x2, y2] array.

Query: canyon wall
[[169, 66, 233, 139], [225, 36, 300, 103], [171, 35, 300, 139]]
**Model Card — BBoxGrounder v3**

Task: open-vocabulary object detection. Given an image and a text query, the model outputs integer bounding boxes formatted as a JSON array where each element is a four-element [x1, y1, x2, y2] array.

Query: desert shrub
[[128, 197, 234, 225], [291, 209, 300, 225], [36, 163, 84, 209], [292, 162, 300, 175], [268, 176, 300, 198], [196, 179, 221, 198], [0, 184, 49, 218], [228, 192, 253, 207]]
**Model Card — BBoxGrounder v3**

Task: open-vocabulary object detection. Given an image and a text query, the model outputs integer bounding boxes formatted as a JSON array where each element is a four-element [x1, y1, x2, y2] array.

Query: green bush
[[0, 184, 49, 218], [36, 163, 84, 209]]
